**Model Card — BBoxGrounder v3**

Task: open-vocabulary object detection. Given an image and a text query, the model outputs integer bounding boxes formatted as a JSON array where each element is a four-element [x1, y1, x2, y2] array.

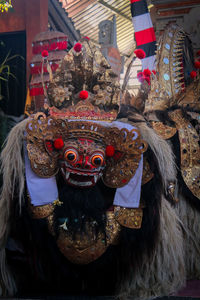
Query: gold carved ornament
[[169, 109, 200, 200], [29, 200, 144, 264], [26, 113, 148, 189], [151, 121, 177, 140]]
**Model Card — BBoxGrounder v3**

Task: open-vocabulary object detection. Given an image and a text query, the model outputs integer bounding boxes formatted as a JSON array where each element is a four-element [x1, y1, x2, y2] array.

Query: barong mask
[[26, 37, 147, 189]]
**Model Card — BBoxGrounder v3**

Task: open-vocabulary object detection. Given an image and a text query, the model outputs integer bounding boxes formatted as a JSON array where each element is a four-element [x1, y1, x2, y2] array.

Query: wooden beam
[[66, 0, 97, 18], [155, 0, 200, 10], [159, 8, 191, 16], [98, 0, 132, 23]]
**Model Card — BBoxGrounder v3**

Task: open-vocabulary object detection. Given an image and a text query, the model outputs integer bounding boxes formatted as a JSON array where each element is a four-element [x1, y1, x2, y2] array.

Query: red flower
[[194, 61, 200, 69], [144, 76, 150, 85], [41, 50, 49, 57], [152, 70, 156, 75], [143, 68, 151, 77], [134, 49, 146, 59], [79, 90, 89, 100], [74, 42, 82, 52], [137, 72, 143, 79], [54, 138, 64, 150], [106, 145, 115, 157], [190, 71, 197, 79]]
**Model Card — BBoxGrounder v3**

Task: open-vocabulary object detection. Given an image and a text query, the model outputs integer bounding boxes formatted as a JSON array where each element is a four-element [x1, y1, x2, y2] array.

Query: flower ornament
[[134, 49, 146, 59], [143, 68, 151, 77], [190, 71, 197, 79], [54, 138, 64, 150], [194, 61, 200, 69], [41, 50, 49, 58], [79, 90, 89, 100], [74, 42, 82, 52]]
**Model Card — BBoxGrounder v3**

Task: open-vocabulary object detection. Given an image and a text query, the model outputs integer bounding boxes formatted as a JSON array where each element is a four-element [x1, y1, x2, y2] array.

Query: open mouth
[[61, 166, 102, 187]]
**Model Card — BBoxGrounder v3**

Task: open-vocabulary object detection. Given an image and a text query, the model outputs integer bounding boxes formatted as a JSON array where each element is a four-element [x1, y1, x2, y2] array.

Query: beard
[[53, 178, 115, 240]]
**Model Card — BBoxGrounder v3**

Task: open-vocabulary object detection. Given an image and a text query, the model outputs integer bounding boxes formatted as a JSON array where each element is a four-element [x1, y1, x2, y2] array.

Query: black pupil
[[67, 153, 75, 161], [94, 157, 102, 166]]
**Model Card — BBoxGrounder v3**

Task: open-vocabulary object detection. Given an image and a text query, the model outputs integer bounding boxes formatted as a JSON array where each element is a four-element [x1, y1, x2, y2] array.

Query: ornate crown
[[46, 37, 121, 121]]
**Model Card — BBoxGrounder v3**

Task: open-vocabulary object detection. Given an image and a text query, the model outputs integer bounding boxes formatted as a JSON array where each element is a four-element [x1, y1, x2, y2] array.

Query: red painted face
[[60, 138, 106, 188]]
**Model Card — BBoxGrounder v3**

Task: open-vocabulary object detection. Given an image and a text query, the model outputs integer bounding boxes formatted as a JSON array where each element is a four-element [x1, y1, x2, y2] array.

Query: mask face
[[59, 138, 106, 188]]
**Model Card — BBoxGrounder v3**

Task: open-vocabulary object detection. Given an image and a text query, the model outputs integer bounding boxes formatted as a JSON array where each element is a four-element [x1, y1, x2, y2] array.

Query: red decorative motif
[[79, 90, 89, 100], [74, 42, 82, 52], [194, 61, 200, 69], [32, 41, 68, 55], [105, 145, 115, 157], [190, 71, 197, 78], [143, 68, 151, 77], [41, 50, 49, 57], [54, 138, 64, 149], [134, 49, 146, 59], [30, 63, 59, 75], [30, 86, 44, 96]]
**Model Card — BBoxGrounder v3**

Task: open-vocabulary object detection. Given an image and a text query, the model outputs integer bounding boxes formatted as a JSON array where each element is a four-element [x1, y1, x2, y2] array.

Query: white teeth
[[69, 179, 92, 186], [94, 175, 98, 183], [65, 172, 70, 180], [60, 222, 68, 230], [61, 168, 64, 174]]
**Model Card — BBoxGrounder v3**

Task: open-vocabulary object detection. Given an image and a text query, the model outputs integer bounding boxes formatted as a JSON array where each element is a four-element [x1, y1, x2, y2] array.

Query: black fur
[[7, 152, 163, 297]]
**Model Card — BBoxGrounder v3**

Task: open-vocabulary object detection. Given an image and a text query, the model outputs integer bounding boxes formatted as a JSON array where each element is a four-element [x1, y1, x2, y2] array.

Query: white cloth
[[24, 145, 58, 206]]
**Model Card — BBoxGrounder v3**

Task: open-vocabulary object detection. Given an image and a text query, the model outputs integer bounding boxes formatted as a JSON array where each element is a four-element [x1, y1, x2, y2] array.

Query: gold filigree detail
[[145, 24, 186, 113], [169, 109, 200, 199], [28, 197, 62, 219], [142, 158, 154, 185], [177, 77, 200, 110], [103, 127, 148, 188], [151, 121, 177, 140], [54, 211, 120, 264], [114, 206, 143, 229], [29, 203, 54, 219], [47, 38, 120, 121]]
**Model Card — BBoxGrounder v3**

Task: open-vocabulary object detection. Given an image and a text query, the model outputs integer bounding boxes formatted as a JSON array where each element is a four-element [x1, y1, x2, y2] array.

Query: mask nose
[[76, 156, 93, 169]]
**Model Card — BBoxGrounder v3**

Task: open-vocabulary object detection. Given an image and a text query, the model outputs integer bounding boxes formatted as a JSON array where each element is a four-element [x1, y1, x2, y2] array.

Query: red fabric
[[32, 41, 68, 55], [30, 87, 44, 96], [135, 27, 156, 46], [130, 0, 141, 3]]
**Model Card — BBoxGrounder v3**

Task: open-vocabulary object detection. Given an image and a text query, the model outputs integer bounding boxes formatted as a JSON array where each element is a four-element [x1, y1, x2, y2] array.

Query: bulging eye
[[91, 153, 104, 167], [64, 149, 78, 163]]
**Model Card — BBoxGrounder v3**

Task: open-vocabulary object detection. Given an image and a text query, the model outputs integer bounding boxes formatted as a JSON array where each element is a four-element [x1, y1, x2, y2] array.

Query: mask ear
[[103, 127, 148, 188], [26, 115, 61, 178]]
